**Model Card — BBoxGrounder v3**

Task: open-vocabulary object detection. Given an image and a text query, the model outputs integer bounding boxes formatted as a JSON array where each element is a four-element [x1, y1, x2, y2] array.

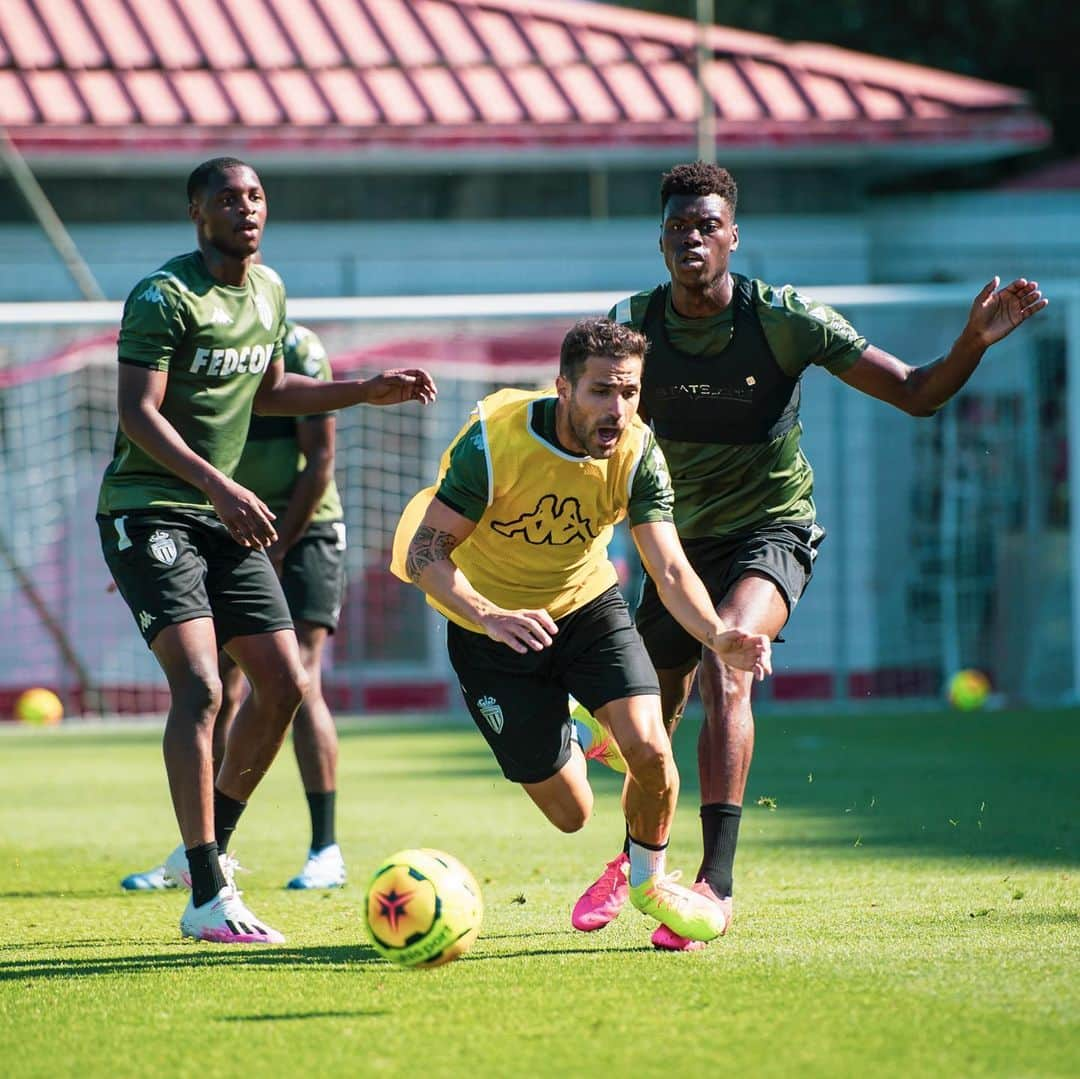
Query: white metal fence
[[1, 284, 1076, 715]]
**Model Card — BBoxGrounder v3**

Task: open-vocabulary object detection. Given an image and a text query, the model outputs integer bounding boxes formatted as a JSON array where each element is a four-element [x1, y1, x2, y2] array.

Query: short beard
[[209, 234, 258, 261]]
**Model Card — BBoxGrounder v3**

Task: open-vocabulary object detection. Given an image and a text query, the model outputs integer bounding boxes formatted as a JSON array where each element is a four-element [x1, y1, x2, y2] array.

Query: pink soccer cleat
[[571, 852, 629, 931], [651, 880, 731, 951]]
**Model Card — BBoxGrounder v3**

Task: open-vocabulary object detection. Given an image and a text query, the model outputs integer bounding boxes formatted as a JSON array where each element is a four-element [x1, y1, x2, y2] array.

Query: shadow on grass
[[219, 1010, 387, 1022], [0, 944, 385, 981], [0, 938, 648, 981], [673, 707, 1080, 867], [0, 890, 120, 900]]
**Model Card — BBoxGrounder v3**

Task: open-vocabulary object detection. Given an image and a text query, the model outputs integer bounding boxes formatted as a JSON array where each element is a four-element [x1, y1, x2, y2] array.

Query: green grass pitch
[[0, 707, 1077, 1077]]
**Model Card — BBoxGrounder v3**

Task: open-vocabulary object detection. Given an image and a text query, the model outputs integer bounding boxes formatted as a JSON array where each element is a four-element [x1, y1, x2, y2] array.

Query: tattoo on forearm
[[407, 526, 459, 582]]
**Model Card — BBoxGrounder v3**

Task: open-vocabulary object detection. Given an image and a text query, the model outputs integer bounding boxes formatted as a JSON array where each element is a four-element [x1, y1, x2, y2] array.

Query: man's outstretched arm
[[254, 363, 437, 415], [839, 277, 1048, 416]]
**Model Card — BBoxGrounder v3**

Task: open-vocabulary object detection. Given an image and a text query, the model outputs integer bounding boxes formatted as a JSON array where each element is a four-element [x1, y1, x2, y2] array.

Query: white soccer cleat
[[120, 863, 176, 891], [285, 843, 346, 889], [180, 884, 285, 944], [163, 842, 243, 889]]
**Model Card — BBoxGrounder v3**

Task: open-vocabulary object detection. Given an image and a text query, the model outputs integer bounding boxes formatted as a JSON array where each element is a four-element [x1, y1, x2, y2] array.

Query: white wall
[[0, 214, 869, 302]]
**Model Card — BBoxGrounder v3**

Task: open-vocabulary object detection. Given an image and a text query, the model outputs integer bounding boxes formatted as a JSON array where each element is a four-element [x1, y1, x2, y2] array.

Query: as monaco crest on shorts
[[148, 529, 177, 566], [477, 695, 504, 734]]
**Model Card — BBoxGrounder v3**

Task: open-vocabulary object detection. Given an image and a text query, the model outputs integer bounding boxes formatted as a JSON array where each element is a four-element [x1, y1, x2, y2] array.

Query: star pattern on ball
[[375, 887, 415, 933]]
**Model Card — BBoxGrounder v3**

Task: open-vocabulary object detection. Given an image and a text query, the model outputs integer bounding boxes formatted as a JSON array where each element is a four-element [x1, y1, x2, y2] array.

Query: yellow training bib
[[391, 388, 647, 632]]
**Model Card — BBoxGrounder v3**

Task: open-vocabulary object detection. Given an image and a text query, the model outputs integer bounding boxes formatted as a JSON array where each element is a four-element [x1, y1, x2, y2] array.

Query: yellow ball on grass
[[946, 669, 991, 711], [14, 687, 64, 726]]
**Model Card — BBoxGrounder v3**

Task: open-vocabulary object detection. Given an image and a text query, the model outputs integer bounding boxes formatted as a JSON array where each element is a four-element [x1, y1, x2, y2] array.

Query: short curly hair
[[660, 162, 738, 216], [560, 318, 648, 383], [187, 157, 253, 203]]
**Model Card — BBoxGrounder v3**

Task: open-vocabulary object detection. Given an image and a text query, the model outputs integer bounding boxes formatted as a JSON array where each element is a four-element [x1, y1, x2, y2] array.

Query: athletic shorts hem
[[218, 618, 296, 648], [578, 684, 660, 714], [502, 745, 574, 785], [143, 610, 213, 648]]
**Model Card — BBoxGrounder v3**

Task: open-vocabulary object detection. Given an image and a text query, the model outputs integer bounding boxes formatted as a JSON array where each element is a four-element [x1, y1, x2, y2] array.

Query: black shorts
[[281, 521, 347, 632], [447, 585, 659, 784], [98, 510, 293, 647], [636, 521, 825, 671]]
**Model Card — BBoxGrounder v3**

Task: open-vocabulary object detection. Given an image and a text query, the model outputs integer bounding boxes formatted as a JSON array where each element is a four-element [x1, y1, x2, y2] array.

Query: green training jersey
[[610, 279, 866, 537], [97, 251, 287, 514], [437, 397, 674, 527], [232, 322, 344, 522]]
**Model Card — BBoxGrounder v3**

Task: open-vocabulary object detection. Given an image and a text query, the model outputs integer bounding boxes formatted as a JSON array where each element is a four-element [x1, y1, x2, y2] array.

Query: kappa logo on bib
[[148, 530, 177, 566], [492, 493, 596, 545]]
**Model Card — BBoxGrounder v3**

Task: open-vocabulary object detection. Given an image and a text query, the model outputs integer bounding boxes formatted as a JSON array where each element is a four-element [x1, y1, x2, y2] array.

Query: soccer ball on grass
[[363, 848, 482, 969], [13, 687, 63, 726], [946, 669, 991, 711]]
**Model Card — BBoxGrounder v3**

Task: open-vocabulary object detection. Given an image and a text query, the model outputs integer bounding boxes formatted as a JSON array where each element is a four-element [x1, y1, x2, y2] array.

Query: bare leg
[[521, 742, 593, 833], [212, 652, 247, 778], [216, 629, 308, 802], [697, 573, 788, 806], [656, 661, 698, 737], [596, 694, 678, 846], [291, 620, 336, 794], [152, 618, 223, 849]]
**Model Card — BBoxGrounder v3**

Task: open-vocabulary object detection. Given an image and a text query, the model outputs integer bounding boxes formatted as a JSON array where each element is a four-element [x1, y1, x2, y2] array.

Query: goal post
[[1, 284, 1077, 718]]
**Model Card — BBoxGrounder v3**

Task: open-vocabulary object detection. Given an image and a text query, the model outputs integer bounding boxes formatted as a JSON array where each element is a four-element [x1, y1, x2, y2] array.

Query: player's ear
[[730, 221, 739, 252], [188, 201, 200, 226], [555, 372, 570, 403]]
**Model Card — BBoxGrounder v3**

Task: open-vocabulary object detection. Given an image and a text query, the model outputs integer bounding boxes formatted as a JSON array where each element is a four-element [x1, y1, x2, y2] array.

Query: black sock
[[306, 790, 336, 852], [622, 823, 630, 857], [213, 788, 247, 853], [187, 842, 227, 907], [699, 802, 742, 899]]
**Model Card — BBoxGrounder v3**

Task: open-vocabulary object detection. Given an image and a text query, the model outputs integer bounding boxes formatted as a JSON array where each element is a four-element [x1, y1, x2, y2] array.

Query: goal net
[[0, 286, 1075, 718]]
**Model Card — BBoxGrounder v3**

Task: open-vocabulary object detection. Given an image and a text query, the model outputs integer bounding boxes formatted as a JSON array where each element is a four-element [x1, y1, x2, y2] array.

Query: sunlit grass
[[0, 708, 1077, 1077]]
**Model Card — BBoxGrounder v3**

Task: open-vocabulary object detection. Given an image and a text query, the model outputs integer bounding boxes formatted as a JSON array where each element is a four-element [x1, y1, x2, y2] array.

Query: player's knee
[[623, 740, 675, 797], [283, 666, 309, 713], [250, 663, 308, 717], [173, 672, 223, 724], [548, 800, 590, 833]]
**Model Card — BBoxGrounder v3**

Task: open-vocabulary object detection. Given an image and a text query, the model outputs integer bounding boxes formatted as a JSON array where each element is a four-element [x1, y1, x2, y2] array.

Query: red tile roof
[[0, 0, 1050, 163]]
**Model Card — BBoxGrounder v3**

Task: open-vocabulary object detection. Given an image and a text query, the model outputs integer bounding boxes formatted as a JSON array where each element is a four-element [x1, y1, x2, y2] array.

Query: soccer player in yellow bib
[[391, 318, 771, 945]]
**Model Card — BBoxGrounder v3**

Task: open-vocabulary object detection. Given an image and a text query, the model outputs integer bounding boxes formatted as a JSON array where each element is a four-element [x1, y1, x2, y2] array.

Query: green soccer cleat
[[629, 871, 726, 943], [570, 698, 627, 774]]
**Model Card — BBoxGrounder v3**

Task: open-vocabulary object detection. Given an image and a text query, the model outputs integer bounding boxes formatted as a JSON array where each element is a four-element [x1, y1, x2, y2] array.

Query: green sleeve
[[608, 290, 653, 331], [757, 281, 867, 377], [627, 430, 675, 526], [284, 323, 334, 419], [116, 274, 188, 370], [435, 421, 491, 523]]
